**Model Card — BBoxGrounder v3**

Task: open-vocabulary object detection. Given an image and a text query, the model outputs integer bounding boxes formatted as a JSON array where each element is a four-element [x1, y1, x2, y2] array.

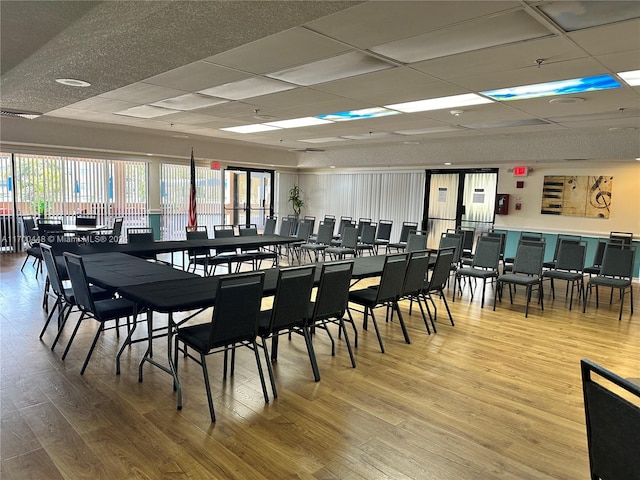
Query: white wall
[[494, 161, 640, 238]]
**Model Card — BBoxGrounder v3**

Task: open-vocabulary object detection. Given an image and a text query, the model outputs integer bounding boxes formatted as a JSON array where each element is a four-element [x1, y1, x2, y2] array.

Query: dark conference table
[[78, 251, 395, 410]]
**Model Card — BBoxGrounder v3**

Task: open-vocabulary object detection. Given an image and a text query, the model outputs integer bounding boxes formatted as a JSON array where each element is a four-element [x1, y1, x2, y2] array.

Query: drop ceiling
[[1, 1, 639, 168]]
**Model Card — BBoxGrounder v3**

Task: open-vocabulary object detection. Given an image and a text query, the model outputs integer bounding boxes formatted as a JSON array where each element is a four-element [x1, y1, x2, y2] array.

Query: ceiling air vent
[[0, 109, 41, 119], [289, 148, 325, 153]]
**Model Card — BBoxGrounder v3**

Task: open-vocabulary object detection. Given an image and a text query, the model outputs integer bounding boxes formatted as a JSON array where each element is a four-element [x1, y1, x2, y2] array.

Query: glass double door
[[424, 169, 498, 248], [224, 168, 273, 231]]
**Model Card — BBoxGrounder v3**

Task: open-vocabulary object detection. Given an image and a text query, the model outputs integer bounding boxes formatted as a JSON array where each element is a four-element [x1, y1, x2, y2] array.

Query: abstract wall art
[[541, 175, 613, 218]]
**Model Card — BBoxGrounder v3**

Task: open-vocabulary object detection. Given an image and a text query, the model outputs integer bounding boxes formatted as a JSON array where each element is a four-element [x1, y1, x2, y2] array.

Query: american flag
[[188, 149, 197, 229]]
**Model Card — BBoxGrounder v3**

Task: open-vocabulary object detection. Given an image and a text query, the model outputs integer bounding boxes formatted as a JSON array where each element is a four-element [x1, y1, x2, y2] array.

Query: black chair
[[110, 217, 124, 243], [283, 220, 313, 264], [493, 240, 546, 317], [127, 227, 156, 261], [355, 222, 377, 257], [263, 216, 277, 235], [278, 217, 294, 237], [406, 230, 428, 253], [212, 225, 247, 274], [374, 219, 393, 254], [325, 226, 358, 260], [387, 221, 417, 253], [454, 235, 501, 308], [503, 231, 543, 271], [449, 227, 475, 262], [356, 217, 372, 239], [20, 215, 41, 275], [61, 253, 138, 375], [347, 253, 409, 353], [185, 226, 215, 275], [257, 265, 316, 397], [421, 247, 456, 330], [40, 244, 113, 348], [238, 224, 279, 270], [584, 238, 609, 279], [75, 214, 98, 227], [438, 231, 463, 280], [542, 240, 586, 310], [330, 219, 355, 246], [399, 250, 435, 334], [307, 260, 356, 370], [581, 359, 640, 480], [174, 271, 267, 422], [300, 222, 333, 262], [543, 234, 581, 269], [609, 231, 633, 246], [584, 244, 635, 321]]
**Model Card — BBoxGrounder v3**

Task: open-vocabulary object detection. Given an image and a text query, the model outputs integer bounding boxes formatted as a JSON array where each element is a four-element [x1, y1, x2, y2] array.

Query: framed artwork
[[541, 175, 612, 218]]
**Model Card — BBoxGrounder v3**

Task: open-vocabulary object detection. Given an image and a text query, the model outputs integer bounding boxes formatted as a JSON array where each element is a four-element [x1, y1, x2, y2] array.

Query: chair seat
[[542, 260, 557, 269], [348, 288, 379, 307], [64, 285, 113, 304], [589, 277, 632, 288], [326, 246, 355, 256], [457, 267, 498, 280], [498, 273, 541, 286], [583, 266, 601, 275], [93, 297, 137, 321], [177, 323, 213, 351], [543, 270, 583, 281], [26, 246, 43, 258]]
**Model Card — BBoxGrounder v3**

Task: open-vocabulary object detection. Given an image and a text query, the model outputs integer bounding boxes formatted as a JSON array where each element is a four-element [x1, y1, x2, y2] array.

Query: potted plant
[[288, 185, 305, 219]]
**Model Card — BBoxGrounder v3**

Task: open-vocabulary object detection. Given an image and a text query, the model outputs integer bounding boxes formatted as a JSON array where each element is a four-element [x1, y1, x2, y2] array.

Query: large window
[[0, 152, 148, 251], [160, 163, 224, 239]]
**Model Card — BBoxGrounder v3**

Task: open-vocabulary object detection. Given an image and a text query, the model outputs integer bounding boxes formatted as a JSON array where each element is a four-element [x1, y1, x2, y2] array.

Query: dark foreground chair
[[174, 272, 267, 422]]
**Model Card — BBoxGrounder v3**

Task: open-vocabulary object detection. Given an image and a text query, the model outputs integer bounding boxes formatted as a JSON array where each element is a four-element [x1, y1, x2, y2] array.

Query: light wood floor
[[1, 252, 639, 480]]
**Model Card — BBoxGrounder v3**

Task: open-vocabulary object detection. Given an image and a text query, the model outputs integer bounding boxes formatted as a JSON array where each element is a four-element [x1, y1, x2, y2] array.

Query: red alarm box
[[495, 193, 509, 215]]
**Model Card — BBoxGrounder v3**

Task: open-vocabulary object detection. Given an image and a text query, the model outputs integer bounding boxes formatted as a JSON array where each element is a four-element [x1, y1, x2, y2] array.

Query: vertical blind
[[160, 163, 223, 240]]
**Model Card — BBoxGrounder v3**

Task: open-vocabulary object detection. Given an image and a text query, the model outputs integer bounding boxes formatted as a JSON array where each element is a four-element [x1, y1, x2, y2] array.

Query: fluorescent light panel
[[317, 107, 400, 122], [199, 77, 295, 100], [618, 69, 640, 86], [267, 51, 394, 86], [221, 124, 281, 134], [341, 132, 392, 140], [386, 93, 492, 113], [264, 117, 333, 129], [481, 74, 622, 101], [151, 93, 227, 111], [461, 118, 551, 129], [299, 137, 350, 144], [538, 1, 640, 32], [395, 126, 464, 135]]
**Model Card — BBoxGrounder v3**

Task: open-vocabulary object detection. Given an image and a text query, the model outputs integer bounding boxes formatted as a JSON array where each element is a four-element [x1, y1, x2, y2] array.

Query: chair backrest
[[214, 225, 235, 238], [590, 239, 609, 267], [279, 217, 294, 237], [295, 220, 313, 242], [322, 215, 336, 234], [40, 243, 66, 298], [426, 247, 455, 292], [552, 235, 582, 261], [375, 220, 393, 241], [512, 241, 545, 276], [520, 231, 543, 242], [356, 218, 372, 237], [312, 260, 354, 321], [337, 217, 353, 237], [22, 216, 36, 242], [208, 272, 265, 348], [63, 253, 96, 313], [340, 226, 358, 248], [37, 220, 64, 242], [186, 226, 209, 255], [75, 214, 97, 227], [266, 265, 316, 333], [359, 223, 377, 245], [127, 227, 154, 243], [111, 218, 124, 241], [376, 253, 409, 303], [449, 227, 474, 255], [239, 225, 258, 237], [599, 244, 635, 279], [609, 231, 633, 246], [439, 232, 463, 264], [315, 222, 334, 245], [485, 231, 506, 259], [471, 235, 502, 270], [554, 241, 586, 272], [398, 222, 418, 243], [302, 216, 316, 235], [263, 217, 277, 235], [402, 250, 432, 296], [406, 231, 427, 253]]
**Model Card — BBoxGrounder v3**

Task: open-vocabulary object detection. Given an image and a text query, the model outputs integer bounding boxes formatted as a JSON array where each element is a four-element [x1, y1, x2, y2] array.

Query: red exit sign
[[210, 161, 221, 170], [513, 166, 528, 177]]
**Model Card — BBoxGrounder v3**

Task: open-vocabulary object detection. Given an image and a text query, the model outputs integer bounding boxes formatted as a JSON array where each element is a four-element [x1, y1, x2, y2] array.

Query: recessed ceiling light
[[481, 74, 621, 101], [618, 69, 640, 86], [264, 117, 333, 129], [55, 78, 91, 87], [386, 93, 492, 113], [151, 93, 227, 111], [199, 77, 296, 100], [395, 126, 463, 135], [330, 166, 336, 169], [444, 162, 452, 166], [220, 124, 281, 134], [299, 137, 349, 144], [114, 105, 180, 118], [549, 97, 584, 104]]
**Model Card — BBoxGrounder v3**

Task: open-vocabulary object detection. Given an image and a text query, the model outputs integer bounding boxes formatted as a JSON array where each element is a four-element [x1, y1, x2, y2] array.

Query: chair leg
[[40, 297, 62, 339], [338, 318, 356, 368], [116, 315, 138, 375], [80, 323, 105, 375], [439, 291, 454, 326], [344, 310, 358, 347], [619, 288, 625, 321], [252, 341, 270, 404], [302, 326, 321, 381], [394, 302, 411, 344], [525, 285, 531, 318], [200, 353, 216, 422], [259, 337, 278, 398], [61, 312, 86, 359], [368, 309, 385, 353]]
